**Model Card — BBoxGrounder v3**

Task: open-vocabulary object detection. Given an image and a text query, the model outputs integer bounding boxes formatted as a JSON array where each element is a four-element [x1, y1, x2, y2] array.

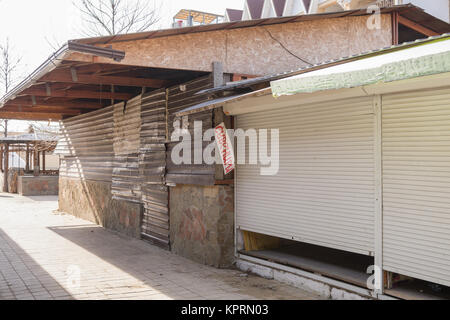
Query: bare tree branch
[[0, 38, 23, 137], [44, 35, 64, 52], [73, 0, 161, 37], [0, 38, 22, 95]]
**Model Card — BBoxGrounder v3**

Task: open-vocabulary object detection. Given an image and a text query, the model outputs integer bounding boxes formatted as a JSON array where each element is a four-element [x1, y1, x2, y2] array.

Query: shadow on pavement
[[0, 228, 73, 300]]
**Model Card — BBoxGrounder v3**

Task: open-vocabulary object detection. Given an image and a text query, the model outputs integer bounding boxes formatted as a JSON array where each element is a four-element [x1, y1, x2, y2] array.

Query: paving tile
[[0, 193, 323, 301]]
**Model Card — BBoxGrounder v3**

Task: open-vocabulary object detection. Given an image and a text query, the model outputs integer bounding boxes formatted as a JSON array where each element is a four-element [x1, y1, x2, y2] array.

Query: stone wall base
[[58, 177, 142, 238], [18, 175, 59, 196], [170, 184, 235, 268]]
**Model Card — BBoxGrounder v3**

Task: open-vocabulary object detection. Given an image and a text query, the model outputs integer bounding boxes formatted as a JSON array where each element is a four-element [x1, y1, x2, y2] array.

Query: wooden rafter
[[21, 88, 135, 100], [40, 70, 169, 88], [398, 15, 440, 37], [1, 106, 81, 115], [3, 97, 105, 109], [0, 111, 64, 120]]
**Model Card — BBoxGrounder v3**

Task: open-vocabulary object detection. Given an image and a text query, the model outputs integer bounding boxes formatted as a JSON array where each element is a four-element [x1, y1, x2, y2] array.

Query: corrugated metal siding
[[166, 76, 216, 186], [111, 154, 141, 202], [236, 96, 376, 256], [140, 89, 170, 249], [113, 96, 141, 155], [56, 106, 115, 182], [111, 96, 142, 202], [111, 96, 142, 203], [382, 87, 450, 287]]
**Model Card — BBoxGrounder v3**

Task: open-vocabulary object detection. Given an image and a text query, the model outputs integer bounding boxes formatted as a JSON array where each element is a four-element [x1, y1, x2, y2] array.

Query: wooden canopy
[[0, 43, 207, 121]]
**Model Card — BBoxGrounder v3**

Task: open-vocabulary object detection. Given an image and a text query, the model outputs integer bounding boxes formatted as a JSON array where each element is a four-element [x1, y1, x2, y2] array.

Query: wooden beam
[[41, 71, 169, 88], [0, 112, 64, 121], [42, 151, 46, 172], [3, 144, 9, 192], [26, 144, 30, 172], [0, 145, 3, 172], [21, 88, 135, 100], [1, 106, 81, 115], [34, 150, 39, 176], [398, 15, 440, 37], [3, 98, 104, 110]]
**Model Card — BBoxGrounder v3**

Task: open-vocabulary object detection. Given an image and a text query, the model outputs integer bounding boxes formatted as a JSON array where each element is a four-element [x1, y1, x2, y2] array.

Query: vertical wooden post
[[0, 145, 3, 172], [111, 85, 115, 106], [391, 12, 399, 45], [42, 150, 46, 172], [33, 147, 39, 177], [3, 143, 9, 192], [26, 143, 30, 172]]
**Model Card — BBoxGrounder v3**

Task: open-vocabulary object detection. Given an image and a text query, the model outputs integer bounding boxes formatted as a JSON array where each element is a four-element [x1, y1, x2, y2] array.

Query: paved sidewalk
[[0, 193, 321, 300]]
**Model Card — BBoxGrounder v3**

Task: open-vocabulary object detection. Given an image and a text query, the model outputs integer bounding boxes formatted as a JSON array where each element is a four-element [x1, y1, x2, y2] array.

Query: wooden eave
[[0, 60, 207, 121]]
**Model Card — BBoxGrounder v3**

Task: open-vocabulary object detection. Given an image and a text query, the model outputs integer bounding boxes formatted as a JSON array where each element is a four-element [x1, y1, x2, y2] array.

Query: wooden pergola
[[0, 133, 58, 192]]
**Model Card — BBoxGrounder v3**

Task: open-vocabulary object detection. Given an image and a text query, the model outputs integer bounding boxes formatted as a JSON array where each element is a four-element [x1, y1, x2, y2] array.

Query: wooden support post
[[392, 12, 399, 46], [42, 151, 46, 172], [0, 145, 3, 172], [26, 143, 30, 172], [30, 149, 32, 171], [3, 144, 9, 192], [33, 148, 39, 176], [111, 85, 115, 106], [165, 88, 169, 142]]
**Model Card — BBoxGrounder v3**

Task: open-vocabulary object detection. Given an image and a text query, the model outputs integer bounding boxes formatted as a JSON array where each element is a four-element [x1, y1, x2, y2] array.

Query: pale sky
[[0, 0, 245, 131]]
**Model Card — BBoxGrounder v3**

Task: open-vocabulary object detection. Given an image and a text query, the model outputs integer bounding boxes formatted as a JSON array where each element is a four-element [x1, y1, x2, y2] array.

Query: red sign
[[215, 123, 235, 175]]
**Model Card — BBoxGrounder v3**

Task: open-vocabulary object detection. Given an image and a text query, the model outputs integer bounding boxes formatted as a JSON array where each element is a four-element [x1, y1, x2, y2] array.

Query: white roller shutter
[[236, 96, 376, 256], [382, 87, 450, 287]]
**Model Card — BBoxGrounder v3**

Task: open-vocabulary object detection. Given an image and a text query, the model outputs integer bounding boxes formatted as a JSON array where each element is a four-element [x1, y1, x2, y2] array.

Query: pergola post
[[33, 147, 40, 176], [0, 144, 3, 172], [3, 143, 9, 192], [42, 150, 46, 172], [26, 143, 30, 172]]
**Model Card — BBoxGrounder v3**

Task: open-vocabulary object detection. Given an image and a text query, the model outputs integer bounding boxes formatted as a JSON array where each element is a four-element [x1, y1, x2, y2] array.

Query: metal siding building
[[215, 36, 450, 292]]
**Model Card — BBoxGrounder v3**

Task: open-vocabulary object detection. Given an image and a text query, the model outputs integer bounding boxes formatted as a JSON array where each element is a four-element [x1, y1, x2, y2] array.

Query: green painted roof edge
[[271, 39, 450, 97]]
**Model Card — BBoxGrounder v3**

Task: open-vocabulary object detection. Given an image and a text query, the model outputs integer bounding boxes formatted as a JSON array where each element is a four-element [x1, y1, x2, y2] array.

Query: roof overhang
[[0, 42, 207, 121], [0, 42, 125, 105], [222, 71, 450, 116], [74, 4, 450, 45], [2, 4, 449, 122], [271, 37, 450, 96], [176, 35, 450, 117]]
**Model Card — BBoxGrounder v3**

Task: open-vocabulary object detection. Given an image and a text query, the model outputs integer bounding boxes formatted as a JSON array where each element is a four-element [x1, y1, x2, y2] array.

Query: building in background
[[181, 34, 450, 299], [0, 131, 60, 172], [224, 0, 450, 23], [0, 133, 59, 195], [172, 9, 224, 28]]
